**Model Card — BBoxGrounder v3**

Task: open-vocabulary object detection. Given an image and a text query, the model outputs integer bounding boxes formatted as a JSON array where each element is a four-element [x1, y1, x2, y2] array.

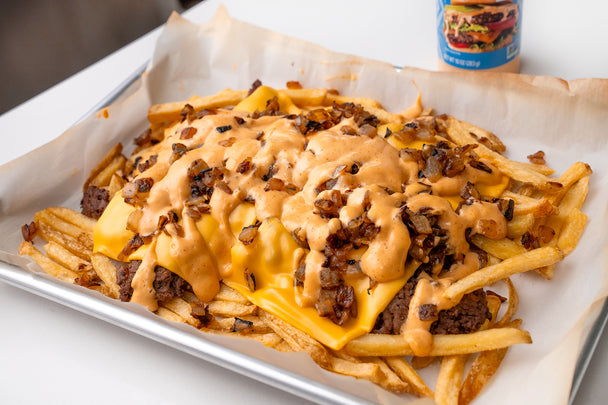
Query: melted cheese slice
[[94, 199, 410, 350], [226, 214, 412, 350]]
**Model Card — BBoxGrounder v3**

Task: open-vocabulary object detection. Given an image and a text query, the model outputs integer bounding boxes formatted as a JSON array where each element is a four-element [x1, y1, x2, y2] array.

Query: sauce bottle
[[437, 0, 522, 73]]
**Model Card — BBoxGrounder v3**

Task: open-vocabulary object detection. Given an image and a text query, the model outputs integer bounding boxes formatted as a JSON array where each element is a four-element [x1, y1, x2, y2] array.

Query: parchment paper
[[1, 6, 607, 405]]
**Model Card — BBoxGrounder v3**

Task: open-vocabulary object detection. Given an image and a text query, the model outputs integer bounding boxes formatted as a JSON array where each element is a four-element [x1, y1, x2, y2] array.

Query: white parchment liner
[[1, 6, 607, 405]]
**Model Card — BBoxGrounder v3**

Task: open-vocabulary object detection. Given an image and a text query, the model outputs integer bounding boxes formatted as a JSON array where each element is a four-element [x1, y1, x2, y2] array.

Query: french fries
[[18, 82, 591, 404], [343, 328, 532, 357]]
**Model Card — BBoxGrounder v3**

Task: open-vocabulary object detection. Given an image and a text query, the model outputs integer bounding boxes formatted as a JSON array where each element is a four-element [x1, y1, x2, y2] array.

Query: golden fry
[[43, 240, 90, 273], [435, 355, 468, 405], [206, 300, 257, 318], [90, 253, 119, 299], [458, 320, 522, 405], [148, 89, 248, 124], [469, 234, 526, 260], [19, 241, 79, 282], [447, 117, 561, 191], [445, 247, 563, 302], [344, 327, 531, 357], [383, 356, 434, 398], [557, 209, 588, 256]]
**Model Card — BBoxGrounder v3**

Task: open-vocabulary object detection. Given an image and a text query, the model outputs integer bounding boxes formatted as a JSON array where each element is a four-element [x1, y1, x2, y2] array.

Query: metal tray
[[0, 62, 605, 405]]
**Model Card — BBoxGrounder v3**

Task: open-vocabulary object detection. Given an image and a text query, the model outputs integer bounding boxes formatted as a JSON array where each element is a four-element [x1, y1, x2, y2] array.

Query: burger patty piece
[[116, 260, 191, 303], [373, 278, 491, 335], [81, 185, 110, 219]]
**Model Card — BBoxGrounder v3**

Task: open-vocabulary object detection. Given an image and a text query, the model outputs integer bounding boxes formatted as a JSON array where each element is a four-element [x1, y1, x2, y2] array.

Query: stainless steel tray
[[0, 62, 604, 405]]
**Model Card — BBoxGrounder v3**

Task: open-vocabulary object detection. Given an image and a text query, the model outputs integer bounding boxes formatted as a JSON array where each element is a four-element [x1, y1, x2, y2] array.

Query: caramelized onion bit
[[244, 269, 256, 291], [180, 103, 195, 123], [180, 126, 197, 140], [184, 197, 210, 219], [261, 163, 276, 181], [236, 158, 253, 174], [264, 177, 285, 192], [315, 284, 357, 326], [493, 198, 515, 221], [74, 268, 101, 288], [194, 108, 217, 121], [218, 137, 236, 148], [134, 128, 153, 148], [251, 96, 282, 118], [460, 182, 481, 201], [527, 150, 546, 165], [169, 143, 188, 164], [358, 124, 377, 138], [248, 79, 262, 96], [468, 158, 492, 173], [340, 125, 357, 135], [215, 181, 233, 195], [315, 178, 338, 195], [314, 190, 346, 219], [291, 228, 309, 249], [410, 213, 433, 234], [232, 317, 254, 333], [122, 178, 154, 207], [422, 155, 443, 182], [188, 159, 210, 178], [21, 221, 37, 242], [118, 234, 145, 261], [521, 231, 540, 250], [191, 302, 213, 326], [238, 224, 259, 246]]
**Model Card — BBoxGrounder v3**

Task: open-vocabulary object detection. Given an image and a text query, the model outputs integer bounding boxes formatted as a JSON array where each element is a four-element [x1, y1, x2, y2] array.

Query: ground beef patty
[[373, 278, 491, 335], [81, 185, 110, 219], [116, 260, 191, 303]]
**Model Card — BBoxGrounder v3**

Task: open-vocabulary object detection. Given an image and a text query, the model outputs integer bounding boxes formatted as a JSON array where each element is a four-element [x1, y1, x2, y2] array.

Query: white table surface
[[1, 1, 606, 404]]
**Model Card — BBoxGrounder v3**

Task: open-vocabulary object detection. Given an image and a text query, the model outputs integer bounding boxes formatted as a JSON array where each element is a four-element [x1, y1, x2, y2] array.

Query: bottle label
[[437, 0, 522, 70]]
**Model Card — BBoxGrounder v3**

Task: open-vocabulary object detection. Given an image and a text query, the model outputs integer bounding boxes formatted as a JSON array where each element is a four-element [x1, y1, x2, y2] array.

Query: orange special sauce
[[103, 97, 508, 354]]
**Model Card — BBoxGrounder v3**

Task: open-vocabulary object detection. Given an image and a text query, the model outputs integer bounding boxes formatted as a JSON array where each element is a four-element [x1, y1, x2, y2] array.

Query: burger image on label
[[443, 0, 519, 53]]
